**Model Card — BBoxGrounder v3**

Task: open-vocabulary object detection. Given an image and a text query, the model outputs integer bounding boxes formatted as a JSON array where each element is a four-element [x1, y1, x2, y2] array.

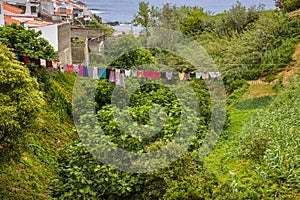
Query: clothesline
[[14, 53, 222, 87]]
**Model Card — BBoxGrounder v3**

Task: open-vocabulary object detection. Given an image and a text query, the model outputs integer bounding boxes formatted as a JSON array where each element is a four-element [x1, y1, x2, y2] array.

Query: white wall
[[33, 24, 58, 50], [0, 1, 4, 27]]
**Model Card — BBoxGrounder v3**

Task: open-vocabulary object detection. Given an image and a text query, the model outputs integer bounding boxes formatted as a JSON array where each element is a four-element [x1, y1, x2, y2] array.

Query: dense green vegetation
[[0, 1, 300, 199]]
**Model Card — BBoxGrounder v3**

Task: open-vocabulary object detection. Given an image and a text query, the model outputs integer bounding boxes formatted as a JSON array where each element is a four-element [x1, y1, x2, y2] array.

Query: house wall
[[0, 1, 4, 27], [33, 23, 72, 64], [33, 24, 58, 50]]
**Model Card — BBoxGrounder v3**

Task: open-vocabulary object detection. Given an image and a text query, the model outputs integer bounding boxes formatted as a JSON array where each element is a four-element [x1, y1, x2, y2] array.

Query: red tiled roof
[[4, 15, 21, 25], [2, 1, 23, 14]]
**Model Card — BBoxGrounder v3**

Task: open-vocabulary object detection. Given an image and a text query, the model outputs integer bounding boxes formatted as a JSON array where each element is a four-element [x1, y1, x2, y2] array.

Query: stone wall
[[58, 23, 72, 64], [70, 27, 104, 65], [71, 43, 89, 65]]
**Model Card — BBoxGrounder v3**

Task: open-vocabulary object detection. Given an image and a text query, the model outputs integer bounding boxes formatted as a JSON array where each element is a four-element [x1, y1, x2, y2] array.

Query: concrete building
[[70, 26, 105, 65], [33, 22, 72, 64]]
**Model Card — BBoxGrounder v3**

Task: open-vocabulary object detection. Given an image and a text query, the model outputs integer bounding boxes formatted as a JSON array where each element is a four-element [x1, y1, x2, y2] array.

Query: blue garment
[[101, 67, 106, 78], [83, 66, 89, 77], [196, 72, 202, 79], [73, 65, 79, 73]]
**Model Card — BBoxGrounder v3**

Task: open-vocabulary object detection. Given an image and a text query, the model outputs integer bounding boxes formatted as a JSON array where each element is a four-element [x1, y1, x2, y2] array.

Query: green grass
[[0, 72, 77, 200]]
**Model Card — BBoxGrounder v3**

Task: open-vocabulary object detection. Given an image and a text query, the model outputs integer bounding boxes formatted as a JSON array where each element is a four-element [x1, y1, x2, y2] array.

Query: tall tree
[[0, 23, 56, 60]]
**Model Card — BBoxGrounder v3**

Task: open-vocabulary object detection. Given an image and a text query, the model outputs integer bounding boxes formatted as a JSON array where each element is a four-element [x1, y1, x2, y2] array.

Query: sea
[[82, 0, 276, 33]]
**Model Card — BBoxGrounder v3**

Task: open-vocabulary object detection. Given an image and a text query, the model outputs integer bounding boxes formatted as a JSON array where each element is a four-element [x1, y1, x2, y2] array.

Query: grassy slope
[[0, 72, 77, 200], [204, 42, 300, 198]]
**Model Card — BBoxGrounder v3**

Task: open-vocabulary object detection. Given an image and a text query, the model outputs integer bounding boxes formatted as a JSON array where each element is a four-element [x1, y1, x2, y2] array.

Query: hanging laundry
[[143, 71, 149, 78], [97, 67, 102, 78], [79, 65, 84, 76], [137, 70, 143, 78], [93, 67, 98, 79], [190, 72, 195, 79], [184, 72, 190, 81], [19, 55, 24, 63], [149, 71, 155, 79], [29, 57, 35, 63], [109, 68, 115, 82], [52, 61, 58, 71], [88, 66, 94, 78], [125, 70, 131, 77], [196, 72, 202, 79], [179, 72, 185, 81], [15, 54, 19, 60], [119, 70, 125, 87], [23, 56, 29, 63], [173, 72, 179, 80], [73, 65, 79, 73], [131, 70, 137, 77], [161, 72, 166, 79], [67, 64, 73, 72], [40, 59, 46, 67], [115, 68, 121, 85], [202, 72, 209, 79], [83, 66, 89, 77], [34, 58, 41, 66], [166, 72, 173, 80], [155, 72, 161, 79], [215, 72, 222, 78], [46, 60, 53, 68], [101, 67, 106, 78]]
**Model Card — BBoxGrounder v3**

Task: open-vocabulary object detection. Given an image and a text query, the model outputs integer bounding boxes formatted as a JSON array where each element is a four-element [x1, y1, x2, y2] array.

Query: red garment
[[67, 64, 73, 72], [23, 56, 29, 63], [149, 71, 155, 78], [143, 71, 149, 78], [155, 72, 161, 79], [137, 70, 143, 78]]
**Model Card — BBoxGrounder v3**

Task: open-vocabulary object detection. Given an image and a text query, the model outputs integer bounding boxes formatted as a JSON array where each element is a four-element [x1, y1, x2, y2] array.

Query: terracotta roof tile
[[4, 15, 21, 25], [2, 1, 23, 14]]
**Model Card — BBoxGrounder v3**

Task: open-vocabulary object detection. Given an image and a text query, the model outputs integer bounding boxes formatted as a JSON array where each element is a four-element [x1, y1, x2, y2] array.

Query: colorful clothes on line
[[79, 65, 84, 76], [93, 67, 98, 79], [67, 64, 73, 72], [149, 71, 155, 79], [155, 72, 161, 79], [125, 70, 131, 77], [196, 72, 202, 79], [143, 71, 149, 78], [46, 60, 53, 68], [202, 72, 209, 79], [179, 72, 185, 81], [73, 65, 79, 73], [83, 66, 88, 77], [166, 72, 173, 80], [40, 59, 46, 67], [137, 70, 143, 78], [131, 70, 137, 77], [184, 72, 190, 81], [115, 68, 121, 85], [109, 68, 115, 82], [35, 58, 41, 66], [23, 56, 29, 63], [118, 70, 125, 87], [101, 67, 106, 78], [97, 67, 102, 78]]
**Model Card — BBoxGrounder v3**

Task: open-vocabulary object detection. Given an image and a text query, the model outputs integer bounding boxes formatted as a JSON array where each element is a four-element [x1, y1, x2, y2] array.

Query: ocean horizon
[[81, 0, 277, 32]]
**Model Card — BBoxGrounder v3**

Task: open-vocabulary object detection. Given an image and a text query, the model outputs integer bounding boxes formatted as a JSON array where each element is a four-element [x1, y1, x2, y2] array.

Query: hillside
[[1, 2, 300, 199]]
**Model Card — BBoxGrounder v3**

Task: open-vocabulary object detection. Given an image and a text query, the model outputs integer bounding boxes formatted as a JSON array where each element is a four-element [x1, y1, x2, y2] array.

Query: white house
[[0, 1, 4, 26]]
